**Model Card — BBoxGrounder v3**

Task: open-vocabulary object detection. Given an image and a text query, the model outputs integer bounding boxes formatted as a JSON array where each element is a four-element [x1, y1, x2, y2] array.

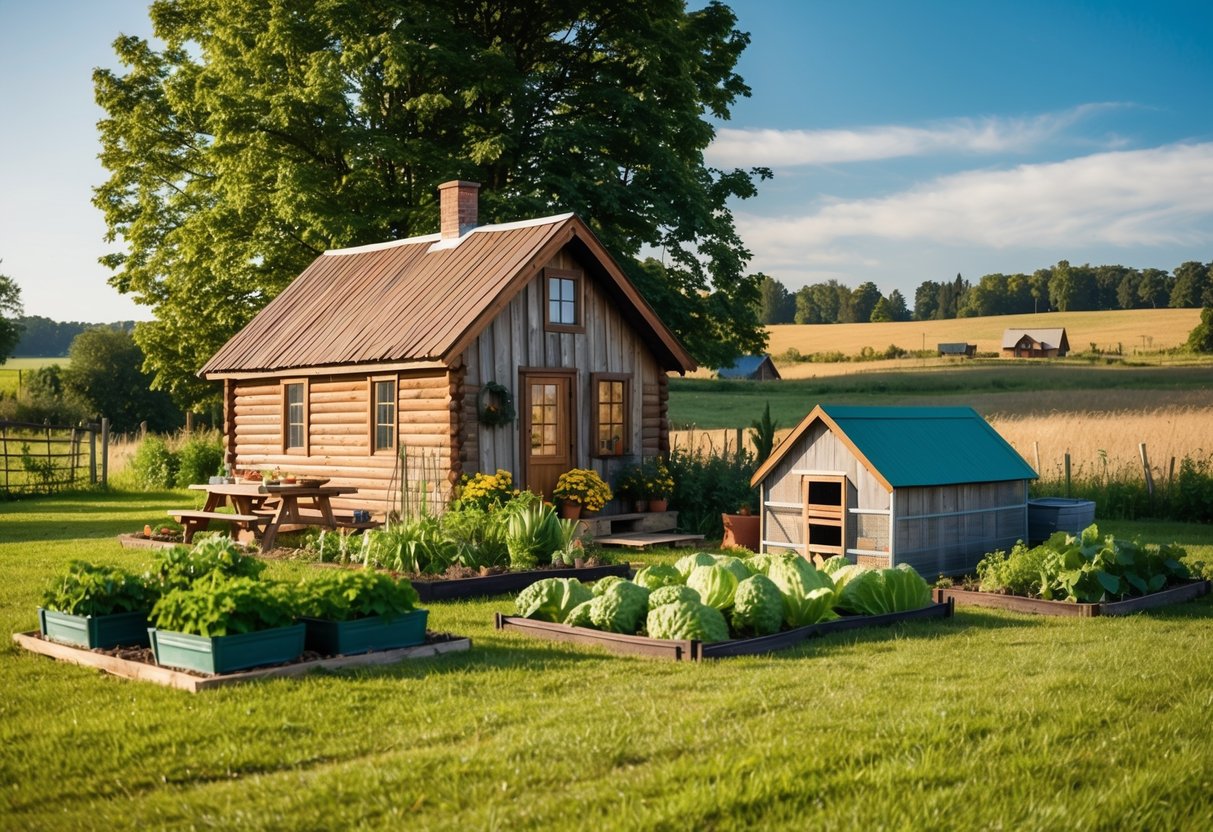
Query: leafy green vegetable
[[730, 574, 784, 637], [151, 576, 296, 637], [505, 502, 562, 570], [515, 578, 593, 623], [592, 575, 627, 597], [686, 564, 739, 610], [711, 555, 751, 583], [648, 585, 702, 608], [588, 581, 650, 633], [830, 564, 867, 593], [767, 557, 837, 627], [646, 601, 730, 643], [743, 551, 800, 576], [674, 552, 718, 579], [41, 561, 156, 617], [296, 571, 419, 621], [836, 565, 932, 615], [820, 556, 850, 575], [564, 600, 594, 628], [633, 564, 684, 591], [976, 524, 1191, 602], [152, 536, 265, 590]]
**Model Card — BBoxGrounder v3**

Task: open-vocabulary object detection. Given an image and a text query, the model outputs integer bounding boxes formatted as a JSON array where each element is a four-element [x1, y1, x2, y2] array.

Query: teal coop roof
[[752, 404, 1038, 490]]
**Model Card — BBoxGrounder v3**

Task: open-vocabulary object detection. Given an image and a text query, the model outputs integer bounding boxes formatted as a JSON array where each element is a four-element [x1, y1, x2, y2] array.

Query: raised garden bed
[[150, 624, 307, 675], [12, 630, 471, 692], [413, 562, 630, 602], [301, 609, 428, 655], [116, 533, 182, 551], [39, 608, 150, 649], [494, 600, 954, 662], [933, 580, 1211, 617]]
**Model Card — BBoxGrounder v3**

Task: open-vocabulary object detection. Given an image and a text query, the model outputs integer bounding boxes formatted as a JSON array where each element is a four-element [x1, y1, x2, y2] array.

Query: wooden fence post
[[70, 427, 78, 486], [1064, 452, 1071, 498], [88, 423, 97, 485], [101, 418, 110, 487], [1167, 456, 1176, 491], [1139, 442, 1154, 496], [1, 422, 7, 492], [1033, 441, 1041, 474]]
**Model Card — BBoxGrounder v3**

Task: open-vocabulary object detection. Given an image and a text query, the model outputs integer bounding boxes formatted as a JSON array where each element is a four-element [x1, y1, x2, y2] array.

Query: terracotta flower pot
[[560, 502, 582, 520], [721, 513, 760, 551], [649, 498, 669, 513], [633, 500, 649, 513]]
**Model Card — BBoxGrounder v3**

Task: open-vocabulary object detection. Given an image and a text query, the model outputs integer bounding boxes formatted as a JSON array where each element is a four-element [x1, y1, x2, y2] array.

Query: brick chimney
[[438, 180, 480, 239]]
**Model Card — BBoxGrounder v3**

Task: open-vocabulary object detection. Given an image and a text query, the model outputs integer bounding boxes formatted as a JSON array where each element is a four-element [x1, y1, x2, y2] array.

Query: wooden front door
[[522, 372, 575, 500]]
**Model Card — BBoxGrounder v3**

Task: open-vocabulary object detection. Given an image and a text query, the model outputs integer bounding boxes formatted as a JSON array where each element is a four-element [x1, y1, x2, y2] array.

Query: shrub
[[130, 435, 178, 489], [667, 443, 758, 538], [175, 432, 223, 487], [976, 542, 1050, 596]]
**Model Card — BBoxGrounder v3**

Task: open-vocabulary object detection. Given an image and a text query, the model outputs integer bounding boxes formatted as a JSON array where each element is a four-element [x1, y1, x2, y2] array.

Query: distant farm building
[[201, 180, 696, 514], [717, 354, 781, 381], [937, 342, 976, 358], [751, 405, 1038, 577], [1001, 328, 1069, 358]]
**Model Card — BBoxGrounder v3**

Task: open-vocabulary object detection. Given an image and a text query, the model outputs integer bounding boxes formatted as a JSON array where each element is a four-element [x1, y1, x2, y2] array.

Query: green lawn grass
[[3, 490, 1213, 830]]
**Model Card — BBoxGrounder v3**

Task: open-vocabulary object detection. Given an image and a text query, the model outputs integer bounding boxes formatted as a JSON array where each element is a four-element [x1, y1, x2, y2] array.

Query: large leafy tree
[[94, 0, 770, 405], [0, 269, 23, 363], [63, 329, 180, 433]]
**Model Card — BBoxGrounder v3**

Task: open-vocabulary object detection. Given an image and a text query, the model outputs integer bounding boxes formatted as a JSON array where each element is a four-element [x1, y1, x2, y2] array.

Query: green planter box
[[38, 608, 151, 649], [149, 624, 306, 675], [301, 609, 428, 656]]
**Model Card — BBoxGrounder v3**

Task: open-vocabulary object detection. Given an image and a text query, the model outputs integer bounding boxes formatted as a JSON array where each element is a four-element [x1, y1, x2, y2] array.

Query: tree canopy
[[0, 269, 24, 364], [63, 329, 180, 433], [94, 0, 770, 405]]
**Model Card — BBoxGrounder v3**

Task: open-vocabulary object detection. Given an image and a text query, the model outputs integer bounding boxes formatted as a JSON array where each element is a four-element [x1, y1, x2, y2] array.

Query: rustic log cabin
[[750, 405, 1038, 577], [200, 181, 696, 515]]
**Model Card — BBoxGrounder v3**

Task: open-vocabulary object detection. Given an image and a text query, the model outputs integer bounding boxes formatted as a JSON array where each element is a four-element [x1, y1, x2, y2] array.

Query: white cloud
[[708, 104, 1123, 167], [739, 143, 1213, 262]]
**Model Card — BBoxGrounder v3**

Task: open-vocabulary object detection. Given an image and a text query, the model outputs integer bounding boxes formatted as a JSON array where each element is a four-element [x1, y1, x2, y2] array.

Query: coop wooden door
[[521, 372, 575, 500]]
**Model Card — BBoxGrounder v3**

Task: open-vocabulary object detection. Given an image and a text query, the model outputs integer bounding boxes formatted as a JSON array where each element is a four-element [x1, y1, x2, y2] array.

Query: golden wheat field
[[671, 399, 1213, 485], [763, 308, 1201, 374]]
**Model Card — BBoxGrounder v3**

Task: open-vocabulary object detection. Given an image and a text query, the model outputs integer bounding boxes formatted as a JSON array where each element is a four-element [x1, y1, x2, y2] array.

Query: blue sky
[[1, 1, 1211, 323]]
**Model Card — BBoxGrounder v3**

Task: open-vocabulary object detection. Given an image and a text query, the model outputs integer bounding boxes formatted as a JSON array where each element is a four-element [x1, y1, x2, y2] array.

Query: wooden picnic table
[[175, 482, 361, 552]]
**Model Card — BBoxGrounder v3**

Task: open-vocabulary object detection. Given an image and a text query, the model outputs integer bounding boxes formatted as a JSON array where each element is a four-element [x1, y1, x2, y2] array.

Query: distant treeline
[[11, 316, 136, 357], [756, 260, 1213, 325]]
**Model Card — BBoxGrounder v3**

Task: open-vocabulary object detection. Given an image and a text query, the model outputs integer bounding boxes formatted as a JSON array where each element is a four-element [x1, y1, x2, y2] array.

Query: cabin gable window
[[371, 376, 397, 454], [282, 379, 308, 454], [591, 373, 630, 457], [544, 268, 584, 333]]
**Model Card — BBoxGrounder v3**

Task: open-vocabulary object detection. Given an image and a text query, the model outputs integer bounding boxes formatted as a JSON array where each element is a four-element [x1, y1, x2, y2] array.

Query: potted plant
[[39, 561, 157, 648], [148, 574, 303, 675], [295, 570, 428, 655], [553, 468, 612, 519], [721, 504, 761, 551], [646, 458, 675, 512], [613, 463, 647, 512]]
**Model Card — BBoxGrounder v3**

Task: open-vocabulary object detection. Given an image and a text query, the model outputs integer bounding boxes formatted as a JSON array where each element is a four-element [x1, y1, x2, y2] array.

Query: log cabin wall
[[458, 245, 666, 497], [230, 370, 452, 515]]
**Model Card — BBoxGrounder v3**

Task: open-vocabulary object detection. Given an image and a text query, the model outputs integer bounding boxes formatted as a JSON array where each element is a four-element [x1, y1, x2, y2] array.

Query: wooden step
[[595, 532, 706, 550]]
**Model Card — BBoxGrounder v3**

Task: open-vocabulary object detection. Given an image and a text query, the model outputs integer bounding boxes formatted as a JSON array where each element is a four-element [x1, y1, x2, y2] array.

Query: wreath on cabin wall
[[478, 381, 516, 428]]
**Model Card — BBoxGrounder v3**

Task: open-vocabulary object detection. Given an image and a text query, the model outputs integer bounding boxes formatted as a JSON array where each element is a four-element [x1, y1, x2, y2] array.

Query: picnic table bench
[[183, 482, 365, 551]]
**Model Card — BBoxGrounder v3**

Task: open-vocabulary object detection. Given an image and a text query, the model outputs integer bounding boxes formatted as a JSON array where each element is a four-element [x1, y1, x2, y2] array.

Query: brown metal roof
[[202, 214, 696, 377]]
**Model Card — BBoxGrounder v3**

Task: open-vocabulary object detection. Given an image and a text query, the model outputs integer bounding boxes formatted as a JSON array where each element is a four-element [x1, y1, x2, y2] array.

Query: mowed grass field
[[0, 357, 67, 396], [2, 491, 1213, 830]]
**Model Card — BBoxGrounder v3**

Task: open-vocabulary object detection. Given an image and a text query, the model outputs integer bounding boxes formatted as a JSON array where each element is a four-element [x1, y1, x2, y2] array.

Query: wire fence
[[0, 419, 109, 495]]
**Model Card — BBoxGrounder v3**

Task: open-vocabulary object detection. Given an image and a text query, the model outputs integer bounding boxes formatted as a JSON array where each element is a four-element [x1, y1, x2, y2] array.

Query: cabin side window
[[591, 373, 630, 457], [544, 268, 584, 332], [371, 376, 397, 454], [283, 379, 308, 453]]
